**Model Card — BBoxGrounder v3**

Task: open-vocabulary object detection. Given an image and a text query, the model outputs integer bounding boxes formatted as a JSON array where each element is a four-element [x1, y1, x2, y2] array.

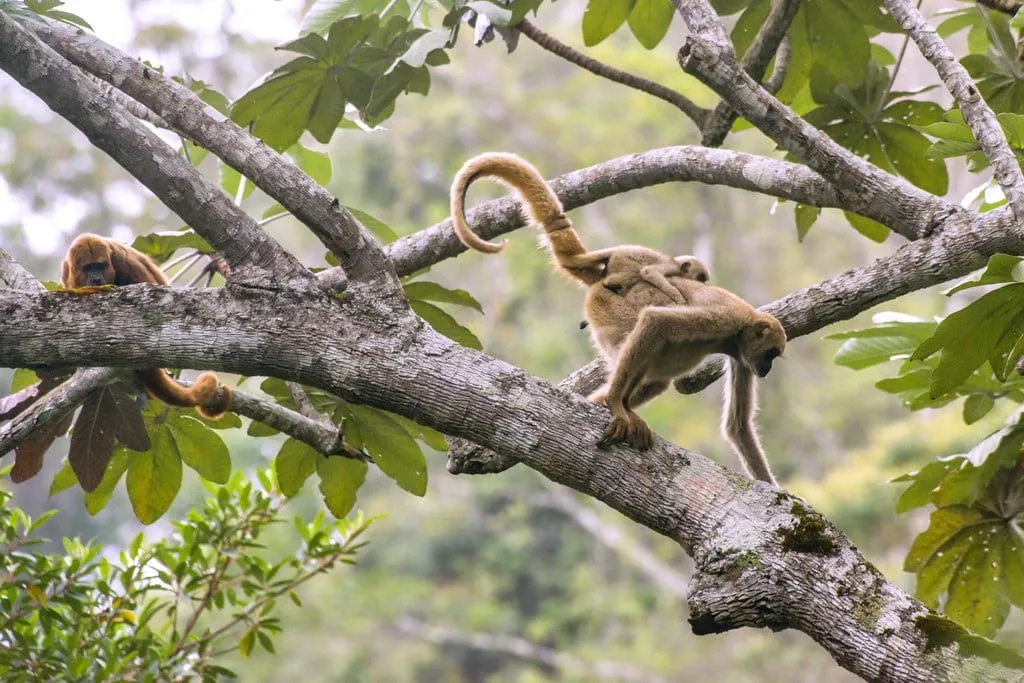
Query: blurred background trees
[[1, 0, 1021, 679]]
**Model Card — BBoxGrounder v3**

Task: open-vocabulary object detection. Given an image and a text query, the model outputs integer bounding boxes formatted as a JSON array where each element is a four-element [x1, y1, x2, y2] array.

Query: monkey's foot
[[588, 388, 608, 406], [597, 415, 653, 451]]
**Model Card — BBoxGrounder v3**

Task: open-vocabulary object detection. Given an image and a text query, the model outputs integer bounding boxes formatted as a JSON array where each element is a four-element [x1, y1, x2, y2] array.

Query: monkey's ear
[[754, 320, 772, 336]]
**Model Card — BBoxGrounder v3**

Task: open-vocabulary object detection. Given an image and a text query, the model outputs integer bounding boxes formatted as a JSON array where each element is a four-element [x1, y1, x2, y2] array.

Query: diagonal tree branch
[[672, 0, 964, 241], [0, 12, 308, 287], [0, 285, 1017, 680], [384, 145, 958, 279], [446, 204, 1013, 474], [33, 18, 395, 289], [700, 0, 802, 147], [883, 0, 1024, 226], [518, 19, 709, 126]]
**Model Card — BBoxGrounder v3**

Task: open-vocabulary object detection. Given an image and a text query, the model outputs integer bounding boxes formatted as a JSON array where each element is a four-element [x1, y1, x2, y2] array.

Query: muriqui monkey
[[451, 152, 708, 360], [60, 233, 232, 419], [450, 152, 785, 483]]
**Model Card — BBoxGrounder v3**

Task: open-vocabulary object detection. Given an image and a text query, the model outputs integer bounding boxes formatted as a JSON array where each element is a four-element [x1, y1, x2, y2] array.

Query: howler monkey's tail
[[138, 369, 233, 419], [450, 153, 590, 266], [722, 359, 776, 485]]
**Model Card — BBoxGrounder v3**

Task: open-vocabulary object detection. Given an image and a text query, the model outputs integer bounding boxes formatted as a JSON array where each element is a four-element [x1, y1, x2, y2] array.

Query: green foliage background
[[2, 0, 1024, 678]]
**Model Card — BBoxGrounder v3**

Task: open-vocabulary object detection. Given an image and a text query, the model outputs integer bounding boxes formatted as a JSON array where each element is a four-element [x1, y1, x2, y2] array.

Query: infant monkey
[[580, 254, 709, 329]]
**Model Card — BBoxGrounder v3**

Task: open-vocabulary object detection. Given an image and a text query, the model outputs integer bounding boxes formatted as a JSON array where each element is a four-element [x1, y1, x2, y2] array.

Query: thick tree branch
[[0, 285, 1017, 680], [0, 13, 308, 287], [700, 0, 801, 147], [446, 205, 1013, 473], [883, 0, 1024, 226], [384, 146, 952, 278], [33, 18, 395, 289], [518, 19, 708, 127], [672, 0, 963, 241]]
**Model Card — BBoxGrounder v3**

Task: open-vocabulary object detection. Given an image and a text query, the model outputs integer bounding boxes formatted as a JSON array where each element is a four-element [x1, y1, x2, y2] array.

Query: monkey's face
[[74, 242, 116, 286], [740, 317, 787, 377], [673, 256, 709, 283]]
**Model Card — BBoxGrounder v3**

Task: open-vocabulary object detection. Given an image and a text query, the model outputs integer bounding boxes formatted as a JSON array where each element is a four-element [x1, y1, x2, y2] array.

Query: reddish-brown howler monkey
[[60, 233, 232, 418]]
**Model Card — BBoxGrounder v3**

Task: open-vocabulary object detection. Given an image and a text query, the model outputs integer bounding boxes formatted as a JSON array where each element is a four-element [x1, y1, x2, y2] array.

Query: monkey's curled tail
[[450, 152, 589, 263], [722, 360, 776, 484], [138, 369, 233, 419]]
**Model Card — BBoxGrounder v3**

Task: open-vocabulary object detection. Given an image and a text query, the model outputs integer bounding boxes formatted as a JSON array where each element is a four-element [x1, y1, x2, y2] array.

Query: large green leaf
[[410, 299, 483, 350], [893, 458, 962, 513], [168, 416, 230, 484], [582, 0, 635, 46], [131, 231, 214, 263], [275, 438, 318, 498], [126, 428, 183, 525], [404, 280, 483, 313], [83, 449, 131, 516], [346, 404, 427, 496], [945, 528, 1010, 637], [828, 317, 937, 369], [913, 284, 1024, 397], [316, 454, 367, 517], [946, 254, 1024, 295], [627, 0, 673, 49]]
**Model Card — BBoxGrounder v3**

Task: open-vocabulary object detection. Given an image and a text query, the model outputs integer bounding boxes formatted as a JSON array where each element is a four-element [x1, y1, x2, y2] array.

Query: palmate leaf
[[827, 314, 937, 369], [627, 0, 674, 49], [131, 230, 214, 263], [69, 386, 150, 492], [274, 438, 318, 498], [168, 416, 230, 484], [907, 507, 1016, 637], [913, 284, 1024, 397]]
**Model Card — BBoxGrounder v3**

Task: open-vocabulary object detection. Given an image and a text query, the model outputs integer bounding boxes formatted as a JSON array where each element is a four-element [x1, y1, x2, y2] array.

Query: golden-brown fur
[[450, 153, 784, 483], [60, 233, 232, 419], [590, 278, 786, 483]]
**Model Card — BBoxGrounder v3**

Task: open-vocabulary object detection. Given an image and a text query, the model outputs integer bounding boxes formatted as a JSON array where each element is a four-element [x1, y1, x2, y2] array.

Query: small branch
[[224, 387, 366, 460], [0, 367, 123, 457], [383, 146, 957, 278], [542, 483, 690, 599], [700, 0, 801, 147], [883, 0, 1024, 227], [394, 616, 668, 683], [34, 18, 396, 290], [762, 34, 791, 95], [0, 13, 308, 287], [975, 0, 1022, 16], [518, 19, 709, 127]]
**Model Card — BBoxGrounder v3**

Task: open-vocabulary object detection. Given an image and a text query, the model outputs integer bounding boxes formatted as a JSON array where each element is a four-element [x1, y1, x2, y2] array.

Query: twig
[[700, 0, 801, 147], [518, 19, 708, 126]]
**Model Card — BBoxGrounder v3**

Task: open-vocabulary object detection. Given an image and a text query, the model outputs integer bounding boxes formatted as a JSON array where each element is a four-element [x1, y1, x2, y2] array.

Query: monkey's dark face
[[80, 261, 114, 286], [754, 348, 782, 377], [72, 241, 116, 286], [740, 317, 787, 377]]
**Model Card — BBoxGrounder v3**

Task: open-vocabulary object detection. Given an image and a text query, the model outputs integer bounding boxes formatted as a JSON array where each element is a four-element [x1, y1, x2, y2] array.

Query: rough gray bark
[[0, 285, 1021, 682], [1, 5, 1023, 681]]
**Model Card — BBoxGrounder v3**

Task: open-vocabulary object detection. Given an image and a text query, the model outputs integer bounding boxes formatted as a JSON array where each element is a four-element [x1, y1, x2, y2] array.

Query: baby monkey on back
[[580, 253, 709, 329], [450, 152, 786, 484]]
